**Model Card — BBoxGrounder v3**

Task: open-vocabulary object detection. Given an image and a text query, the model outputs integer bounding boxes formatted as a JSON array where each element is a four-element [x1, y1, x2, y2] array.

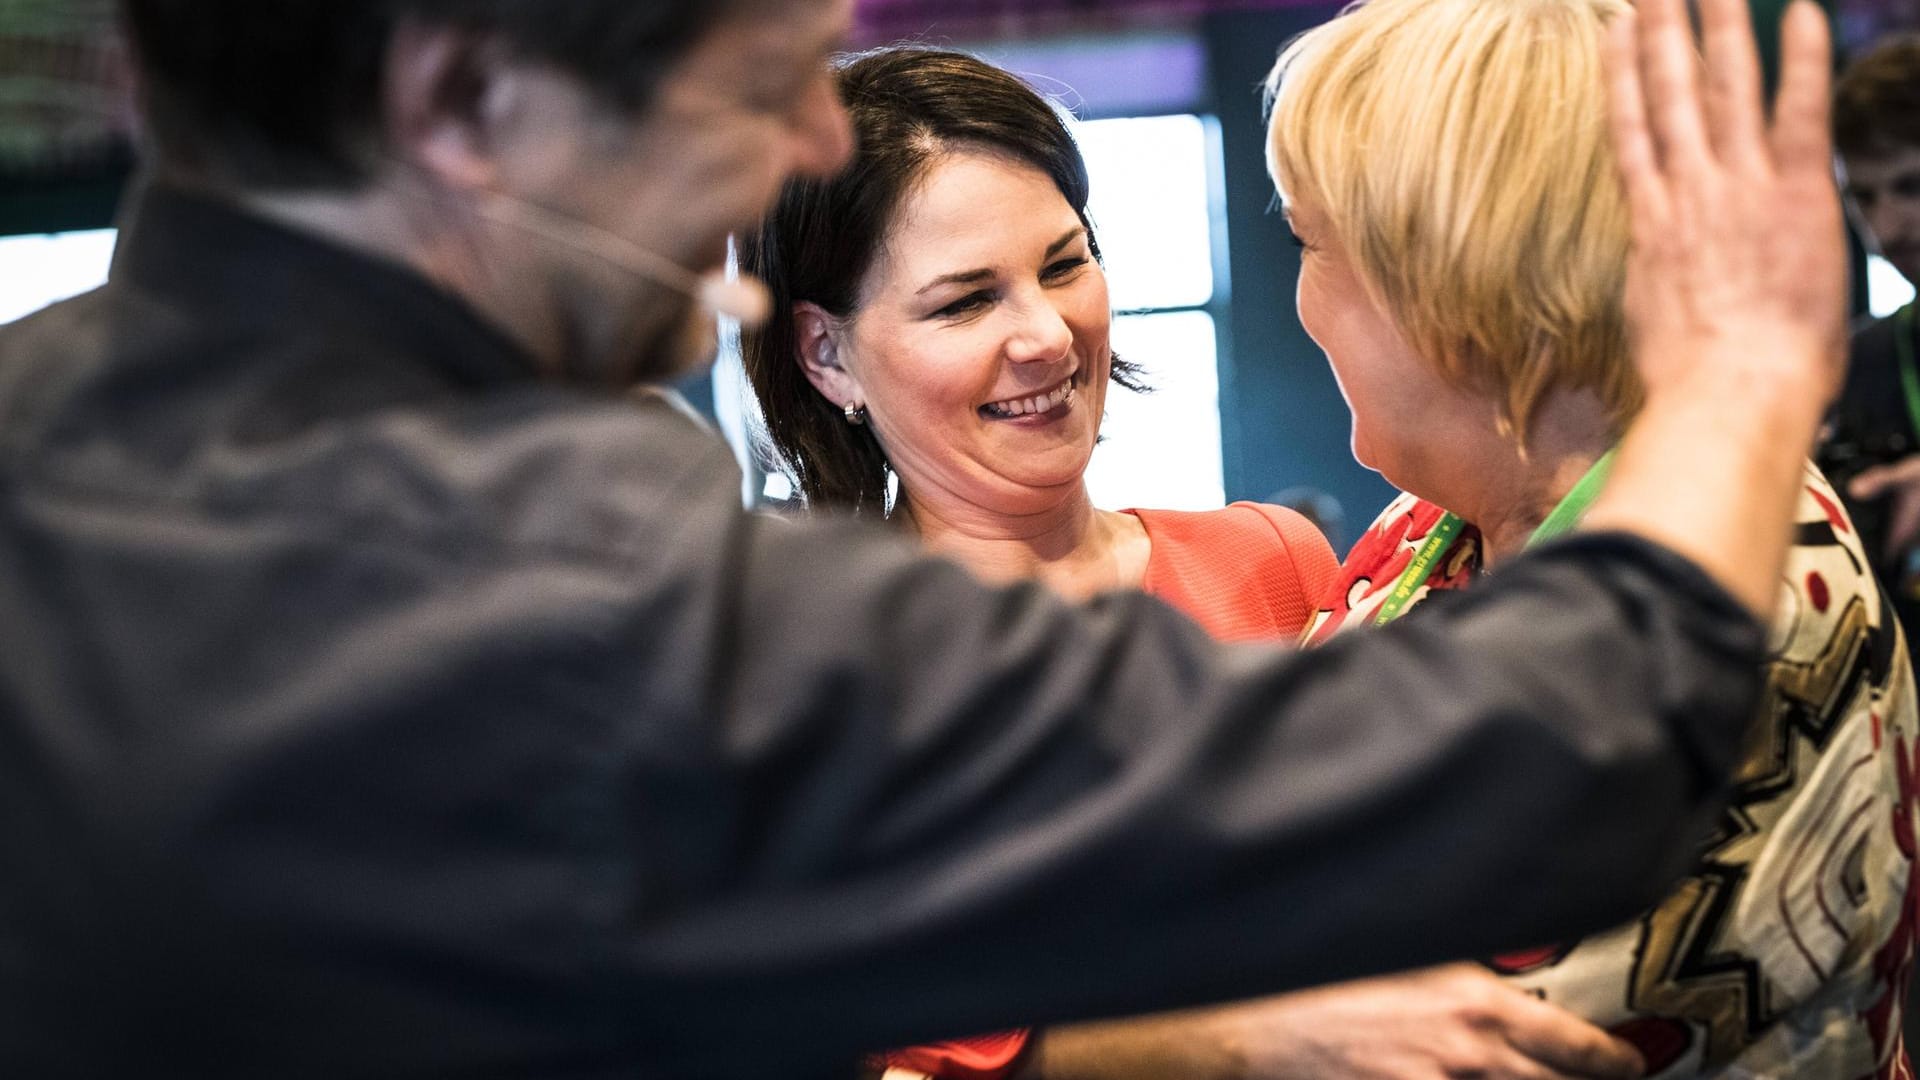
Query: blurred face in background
[[1846, 145, 1920, 287]]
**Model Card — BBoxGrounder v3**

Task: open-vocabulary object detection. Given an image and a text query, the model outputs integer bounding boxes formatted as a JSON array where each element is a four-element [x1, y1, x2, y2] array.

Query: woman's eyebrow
[[916, 228, 1087, 296], [916, 268, 994, 296], [1045, 227, 1087, 259]]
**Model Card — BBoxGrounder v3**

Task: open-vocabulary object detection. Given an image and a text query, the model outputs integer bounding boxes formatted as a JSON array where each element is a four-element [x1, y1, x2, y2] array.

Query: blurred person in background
[[1823, 33, 1920, 638]]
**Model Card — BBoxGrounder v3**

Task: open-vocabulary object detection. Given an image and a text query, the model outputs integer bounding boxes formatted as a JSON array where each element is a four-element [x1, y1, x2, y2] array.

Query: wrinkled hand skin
[[1204, 966, 1643, 1080], [1025, 966, 1644, 1080], [1605, 0, 1846, 411]]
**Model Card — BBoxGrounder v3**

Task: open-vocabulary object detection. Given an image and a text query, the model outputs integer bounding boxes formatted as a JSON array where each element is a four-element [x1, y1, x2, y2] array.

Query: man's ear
[[794, 301, 863, 410], [381, 21, 517, 192]]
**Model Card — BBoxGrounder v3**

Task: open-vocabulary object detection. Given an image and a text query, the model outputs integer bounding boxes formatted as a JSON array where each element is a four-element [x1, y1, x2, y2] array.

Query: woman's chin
[[986, 465, 1093, 506], [1350, 433, 1380, 475]]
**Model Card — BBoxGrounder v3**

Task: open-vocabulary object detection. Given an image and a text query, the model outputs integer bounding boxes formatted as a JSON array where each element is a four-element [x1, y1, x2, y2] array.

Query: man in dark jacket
[[0, 0, 1852, 1076]]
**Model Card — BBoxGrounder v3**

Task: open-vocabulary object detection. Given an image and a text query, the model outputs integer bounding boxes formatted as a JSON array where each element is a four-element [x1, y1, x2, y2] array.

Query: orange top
[[1128, 501, 1339, 643], [874, 503, 1337, 1080]]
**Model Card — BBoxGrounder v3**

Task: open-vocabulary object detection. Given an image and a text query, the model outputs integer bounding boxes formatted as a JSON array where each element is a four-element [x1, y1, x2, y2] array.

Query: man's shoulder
[[195, 386, 743, 569], [0, 285, 747, 571], [0, 284, 125, 410]]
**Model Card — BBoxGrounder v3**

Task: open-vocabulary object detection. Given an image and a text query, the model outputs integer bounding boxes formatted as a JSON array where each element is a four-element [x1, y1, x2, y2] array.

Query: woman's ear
[[794, 301, 863, 410]]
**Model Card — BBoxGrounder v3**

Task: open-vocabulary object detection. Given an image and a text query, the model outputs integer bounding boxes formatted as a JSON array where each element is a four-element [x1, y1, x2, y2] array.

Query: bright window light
[[1071, 114, 1216, 312], [1071, 113, 1225, 512], [1088, 310, 1224, 511], [1868, 254, 1915, 318], [0, 230, 117, 325]]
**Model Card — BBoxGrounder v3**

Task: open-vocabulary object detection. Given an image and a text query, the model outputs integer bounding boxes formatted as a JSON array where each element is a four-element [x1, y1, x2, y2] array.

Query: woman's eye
[[933, 292, 992, 319], [1286, 227, 1311, 252], [1043, 256, 1089, 280]]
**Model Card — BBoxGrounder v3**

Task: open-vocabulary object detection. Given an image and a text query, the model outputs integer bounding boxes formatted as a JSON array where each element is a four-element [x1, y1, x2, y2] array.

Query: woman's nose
[[1006, 295, 1074, 364]]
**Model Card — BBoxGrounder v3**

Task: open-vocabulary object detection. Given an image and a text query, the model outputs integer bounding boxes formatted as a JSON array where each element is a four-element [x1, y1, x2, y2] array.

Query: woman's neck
[[1443, 390, 1616, 569], [1474, 452, 1605, 567], [904, 484, 1149, 601]]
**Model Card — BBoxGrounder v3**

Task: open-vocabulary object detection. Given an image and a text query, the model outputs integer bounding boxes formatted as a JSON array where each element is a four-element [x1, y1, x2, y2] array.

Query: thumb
[[1849, 457, 1920, 499]]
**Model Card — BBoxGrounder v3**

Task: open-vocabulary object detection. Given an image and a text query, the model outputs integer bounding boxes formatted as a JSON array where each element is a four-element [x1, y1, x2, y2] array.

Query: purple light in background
[[1837, 0, 1920, 51], [980, 33, 1205, 117], [855, 0, 1327, 42]]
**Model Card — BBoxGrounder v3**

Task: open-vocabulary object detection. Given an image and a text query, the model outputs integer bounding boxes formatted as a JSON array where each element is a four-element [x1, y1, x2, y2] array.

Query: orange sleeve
[[1237, 501, 1341, 630], [1133, 503, 1338, 641]]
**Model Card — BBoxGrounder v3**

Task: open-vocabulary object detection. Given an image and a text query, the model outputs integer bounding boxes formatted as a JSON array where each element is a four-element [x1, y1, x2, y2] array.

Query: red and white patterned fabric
[[1304, 491, 1480, 642], [1312, 466, 1920, 1079]]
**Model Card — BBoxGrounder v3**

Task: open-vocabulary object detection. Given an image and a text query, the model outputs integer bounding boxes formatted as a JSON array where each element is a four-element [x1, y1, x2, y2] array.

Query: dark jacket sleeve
[[606, 441, 1763, 1074], [0, 402, 1760, 1078]]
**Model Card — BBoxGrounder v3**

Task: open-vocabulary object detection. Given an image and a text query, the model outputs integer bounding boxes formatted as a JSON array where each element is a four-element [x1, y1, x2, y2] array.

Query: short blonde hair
[[1267, 0, 1639, 439]]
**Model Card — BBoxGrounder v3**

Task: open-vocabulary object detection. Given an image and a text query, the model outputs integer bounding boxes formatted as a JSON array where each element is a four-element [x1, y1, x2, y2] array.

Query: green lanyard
[[1372, 512, 1466, 626], [1896, 303, 1920, 440], [1527, 448, 1617, 549], [1371, 449, 1616, 627]]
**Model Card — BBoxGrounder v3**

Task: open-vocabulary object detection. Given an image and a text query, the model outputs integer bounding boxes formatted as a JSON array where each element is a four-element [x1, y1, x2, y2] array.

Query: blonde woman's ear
[[793, 301, 862, 408]]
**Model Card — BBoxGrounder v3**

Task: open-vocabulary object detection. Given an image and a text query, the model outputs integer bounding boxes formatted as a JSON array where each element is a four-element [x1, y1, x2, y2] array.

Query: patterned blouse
[[1308, 466, 1920, 1079]]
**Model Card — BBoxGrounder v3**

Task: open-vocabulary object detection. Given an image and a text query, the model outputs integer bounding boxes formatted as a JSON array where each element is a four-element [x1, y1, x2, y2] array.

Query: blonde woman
[[1268, 0, 1918, 1076]]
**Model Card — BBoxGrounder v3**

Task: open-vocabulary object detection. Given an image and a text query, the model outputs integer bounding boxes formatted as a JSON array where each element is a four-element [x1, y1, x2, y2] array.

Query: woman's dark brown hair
[[739, 46, 1145, 517]]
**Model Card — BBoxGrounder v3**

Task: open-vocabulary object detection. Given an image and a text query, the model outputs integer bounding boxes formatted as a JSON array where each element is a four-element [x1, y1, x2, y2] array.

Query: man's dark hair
[[739, 47, 1147, 517], [118, 0, 752, 190], [1836, 33, 1920, 161]]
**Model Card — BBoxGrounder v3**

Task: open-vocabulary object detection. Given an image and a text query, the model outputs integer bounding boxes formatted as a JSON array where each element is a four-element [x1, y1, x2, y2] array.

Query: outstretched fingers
[[1634, 0, 1714, 178], [1698, 0, 1767, 167], [1769, 0, 1835, 181], [1604, 7, 1672, 235]]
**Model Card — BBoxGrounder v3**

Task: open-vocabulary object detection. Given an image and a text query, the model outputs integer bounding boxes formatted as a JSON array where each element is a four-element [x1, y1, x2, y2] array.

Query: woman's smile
[[980, 373, 1078, 421]]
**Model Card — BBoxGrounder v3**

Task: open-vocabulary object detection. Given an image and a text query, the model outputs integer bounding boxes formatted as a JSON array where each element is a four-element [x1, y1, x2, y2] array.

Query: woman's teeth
[[982, 381, 1075, 419]]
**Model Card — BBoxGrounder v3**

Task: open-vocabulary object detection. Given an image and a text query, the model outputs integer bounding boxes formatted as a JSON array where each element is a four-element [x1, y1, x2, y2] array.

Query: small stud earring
[[845, 401, 868, 426]]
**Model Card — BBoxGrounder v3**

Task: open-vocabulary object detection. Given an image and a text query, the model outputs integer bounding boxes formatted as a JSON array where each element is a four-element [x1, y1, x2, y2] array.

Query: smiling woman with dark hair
[[741, 47, 1337, 632]]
